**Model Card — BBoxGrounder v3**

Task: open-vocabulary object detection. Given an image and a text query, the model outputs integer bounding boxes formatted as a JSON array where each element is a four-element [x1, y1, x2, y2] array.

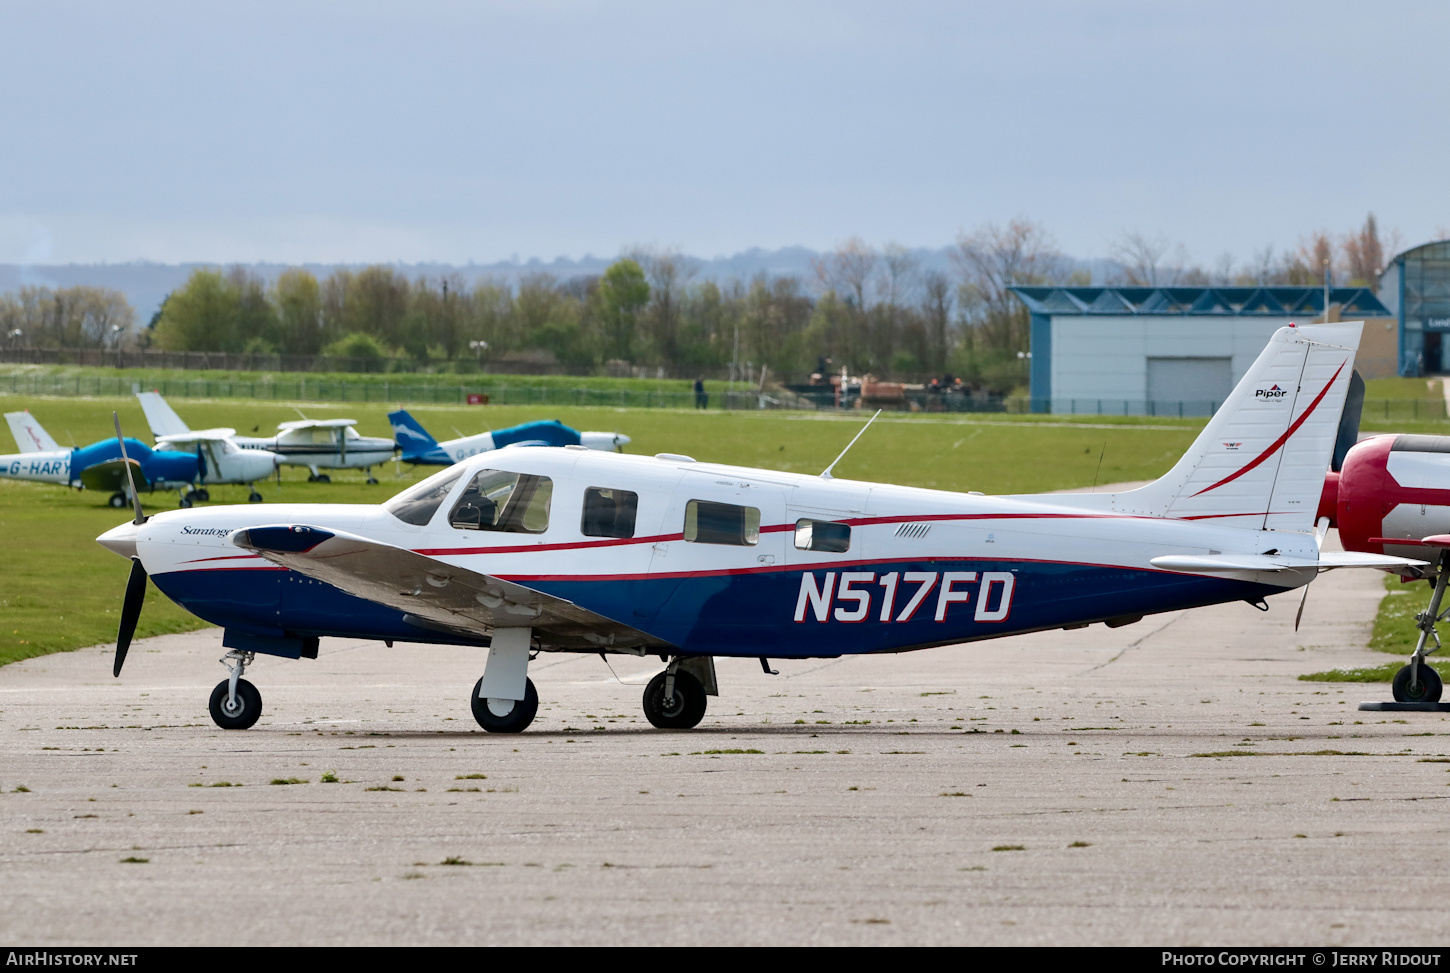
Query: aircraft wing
[[276, 418, 356, 431], [1150, 552, 1427, 574], [78, 457, 152, 493], [156, 428, 238, 444], [229, 524, 674, 651]]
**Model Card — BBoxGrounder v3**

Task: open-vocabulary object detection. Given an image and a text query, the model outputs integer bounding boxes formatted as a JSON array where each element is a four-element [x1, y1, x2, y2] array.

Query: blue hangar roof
[[1010, 286, 1390, 317]]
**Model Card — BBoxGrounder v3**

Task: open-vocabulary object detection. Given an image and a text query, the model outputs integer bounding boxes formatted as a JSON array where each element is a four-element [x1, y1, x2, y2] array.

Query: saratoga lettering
[[793, 570, 1015, 623]]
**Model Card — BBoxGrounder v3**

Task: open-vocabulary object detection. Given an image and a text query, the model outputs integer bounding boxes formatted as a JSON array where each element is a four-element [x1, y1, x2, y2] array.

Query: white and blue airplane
[[388, 409, 630, 465], [96, 323, 1420, 733]]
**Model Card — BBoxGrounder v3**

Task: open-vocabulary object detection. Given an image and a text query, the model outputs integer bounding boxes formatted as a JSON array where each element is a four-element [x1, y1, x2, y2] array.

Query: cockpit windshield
[[383, 468, 465, 526]]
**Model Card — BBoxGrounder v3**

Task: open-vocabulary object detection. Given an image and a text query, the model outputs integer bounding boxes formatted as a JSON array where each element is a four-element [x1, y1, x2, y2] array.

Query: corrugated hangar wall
[[1050, 316, 1292, 410]]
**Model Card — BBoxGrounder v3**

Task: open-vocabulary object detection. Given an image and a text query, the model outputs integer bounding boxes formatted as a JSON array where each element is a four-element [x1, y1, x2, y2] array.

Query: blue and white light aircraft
[[389, 409, 630, 465], [96, 323, 1421, 732], [3, 409, 200, 507]]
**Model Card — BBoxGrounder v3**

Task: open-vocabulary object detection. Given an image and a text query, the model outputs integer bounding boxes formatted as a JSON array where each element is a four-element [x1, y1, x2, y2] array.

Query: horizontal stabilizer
[[1151, 551, 1427, 574]]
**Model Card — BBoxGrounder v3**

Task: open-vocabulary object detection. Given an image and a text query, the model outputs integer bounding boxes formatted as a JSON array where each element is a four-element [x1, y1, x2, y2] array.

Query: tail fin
[[388, 409, 445, 462], [1105, 322, 1363, 532], [135, 392, 190, 438], [5, 411, 60, 453]]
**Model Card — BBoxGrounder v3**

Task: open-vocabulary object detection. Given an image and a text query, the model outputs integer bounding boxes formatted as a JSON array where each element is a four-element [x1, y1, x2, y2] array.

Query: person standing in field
[[694, 377, 708, 409]]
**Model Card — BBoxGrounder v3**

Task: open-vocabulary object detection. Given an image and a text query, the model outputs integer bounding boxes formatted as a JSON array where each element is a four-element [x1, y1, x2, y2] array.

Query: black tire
[[470, 676, 538, 733], [306, 473, 318, 482], [643, 669, 707, 729], [366, 477, 379, 485], [1393, 663, 1443, 703], [316, 474, 331, 484], [108, 492, 127, 508], [192, 488, 210, 502], [178, 495, 193, 509], [248, 491, 263, 503], [208, 678, 263, 730]]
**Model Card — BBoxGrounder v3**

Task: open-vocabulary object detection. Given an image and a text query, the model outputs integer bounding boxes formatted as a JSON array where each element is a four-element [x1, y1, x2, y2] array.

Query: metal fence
[[0, 370, 1445, 420]]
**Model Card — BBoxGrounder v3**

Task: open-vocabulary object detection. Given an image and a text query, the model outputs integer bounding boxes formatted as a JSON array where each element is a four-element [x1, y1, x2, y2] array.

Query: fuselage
[[2, 438, 198, 491], [118, 445, 1294, 659], [234, 425, 394, 472]]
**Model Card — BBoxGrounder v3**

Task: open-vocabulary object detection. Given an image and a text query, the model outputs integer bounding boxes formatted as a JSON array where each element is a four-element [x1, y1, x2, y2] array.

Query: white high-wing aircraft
[[98, 323, 1420, 733], [152, 429, 279, 505], [137, 392, 395, 484]]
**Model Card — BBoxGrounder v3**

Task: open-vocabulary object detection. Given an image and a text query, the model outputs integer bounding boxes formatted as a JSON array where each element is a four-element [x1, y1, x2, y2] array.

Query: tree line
[[2, 213, 1401, 395]]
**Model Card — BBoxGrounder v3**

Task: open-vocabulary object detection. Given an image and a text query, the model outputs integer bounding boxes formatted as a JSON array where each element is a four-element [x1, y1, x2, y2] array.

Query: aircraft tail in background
[[1098, 322, 1364, 533], [5, 411, 61, 453], [136, 392, 191, 438], [387, 410, 452, 464]]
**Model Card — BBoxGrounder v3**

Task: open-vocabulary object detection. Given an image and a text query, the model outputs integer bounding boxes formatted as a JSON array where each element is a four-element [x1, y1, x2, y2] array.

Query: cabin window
[[684, 500, 759, 546], [794, 519, 851, 553], [448, 469, 552, 533], [384, 468, 464, 526], [581, 487, 638, 539]]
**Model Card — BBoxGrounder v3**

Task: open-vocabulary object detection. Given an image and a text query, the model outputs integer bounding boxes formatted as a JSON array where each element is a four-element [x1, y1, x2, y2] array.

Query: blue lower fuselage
[[150, 557, 1276, 659]]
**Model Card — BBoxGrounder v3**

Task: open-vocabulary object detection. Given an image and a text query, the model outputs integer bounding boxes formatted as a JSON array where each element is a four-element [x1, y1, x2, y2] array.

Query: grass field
[[0, 393, 1208, 667], [6, 386, 1449, 676]]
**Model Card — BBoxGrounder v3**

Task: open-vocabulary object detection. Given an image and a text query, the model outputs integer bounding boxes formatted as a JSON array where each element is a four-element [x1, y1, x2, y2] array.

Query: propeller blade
[[1331, 370, 1365, 473], [111, 412, 148, 526], [114, 557, 147, 677], [1294, 582, 1310, 633]]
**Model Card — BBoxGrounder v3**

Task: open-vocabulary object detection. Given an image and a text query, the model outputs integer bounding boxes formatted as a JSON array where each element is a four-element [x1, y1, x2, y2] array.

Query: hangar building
[[1010, 286, 1394, 415], [1377, 240, 1450, 376]]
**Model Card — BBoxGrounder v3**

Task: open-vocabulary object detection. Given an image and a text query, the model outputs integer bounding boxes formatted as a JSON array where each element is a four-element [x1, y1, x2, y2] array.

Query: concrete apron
[[0, 527, 1442, 946]]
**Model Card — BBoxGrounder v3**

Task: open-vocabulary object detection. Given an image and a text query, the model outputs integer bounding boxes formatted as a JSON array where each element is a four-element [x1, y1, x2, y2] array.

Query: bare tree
[[813, 237, 878, 311], [1342, 213, 1386, 284], [1110, 231, 1172, 286], [951, 218, 1064, 320]]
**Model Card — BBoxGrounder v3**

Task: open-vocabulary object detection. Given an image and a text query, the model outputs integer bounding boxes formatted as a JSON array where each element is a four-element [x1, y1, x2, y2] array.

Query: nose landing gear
[[209, 649, 262, 729]]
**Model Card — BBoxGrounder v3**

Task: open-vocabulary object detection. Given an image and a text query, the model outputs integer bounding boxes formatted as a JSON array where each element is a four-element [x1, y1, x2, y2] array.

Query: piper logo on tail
[[1255, 384, 1289, 400]]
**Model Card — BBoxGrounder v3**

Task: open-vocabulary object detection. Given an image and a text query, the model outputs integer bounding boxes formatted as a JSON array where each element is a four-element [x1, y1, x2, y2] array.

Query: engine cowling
[[1333, 434, 1450, 572]]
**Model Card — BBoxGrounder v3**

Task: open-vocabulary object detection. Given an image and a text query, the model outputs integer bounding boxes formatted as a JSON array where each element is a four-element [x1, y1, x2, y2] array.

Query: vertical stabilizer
[[1104, 322, 1363, 532], [135, 392, 191, 438], [5, 411, 61, 453], [388, 409, 451, 463]]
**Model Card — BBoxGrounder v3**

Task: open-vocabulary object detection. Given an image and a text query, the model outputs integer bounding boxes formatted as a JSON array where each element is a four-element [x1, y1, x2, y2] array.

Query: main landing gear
[[1393, 548, 1450, 704], [464, 632, 724, 733], [643, 665, 708, 729], [209, 649, 262, 729], [306, 472, 331, 483]]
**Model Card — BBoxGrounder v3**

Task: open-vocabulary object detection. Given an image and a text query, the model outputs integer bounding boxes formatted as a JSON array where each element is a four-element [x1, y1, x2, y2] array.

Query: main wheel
[[178, 494, 193, 509], [208, 678, 263, 730], [643, 669, 707, 729], [470, 676, 538, 732], [248, 490, 263, 503], [108, 492, 127, 508], [192, 488, 210, 502], [366, 476, 379, 485], [315, 474, 331, 484], [1393, 663, 1443, 703]]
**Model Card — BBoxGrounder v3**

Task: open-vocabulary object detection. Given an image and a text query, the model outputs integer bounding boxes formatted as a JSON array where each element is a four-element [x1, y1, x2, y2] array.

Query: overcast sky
[[2, 1, 1447, 269]]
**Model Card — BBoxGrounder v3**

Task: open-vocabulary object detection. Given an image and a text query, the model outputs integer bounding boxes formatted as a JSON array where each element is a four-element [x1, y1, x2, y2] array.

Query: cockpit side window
[[383, 468, 465, 526], [581, 487, 638, 538], [448, 469, 553, 533]]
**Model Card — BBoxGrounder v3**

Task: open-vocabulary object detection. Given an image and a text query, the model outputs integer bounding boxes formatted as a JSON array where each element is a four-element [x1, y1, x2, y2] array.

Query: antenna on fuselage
[[820, 409, 882, 480]]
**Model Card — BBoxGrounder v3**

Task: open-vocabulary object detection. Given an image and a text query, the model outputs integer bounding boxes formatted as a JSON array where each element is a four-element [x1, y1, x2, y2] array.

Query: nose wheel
[[208, 649, 262, 729], [643, 668, 707, 729], [209, 678, 262, 729]]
